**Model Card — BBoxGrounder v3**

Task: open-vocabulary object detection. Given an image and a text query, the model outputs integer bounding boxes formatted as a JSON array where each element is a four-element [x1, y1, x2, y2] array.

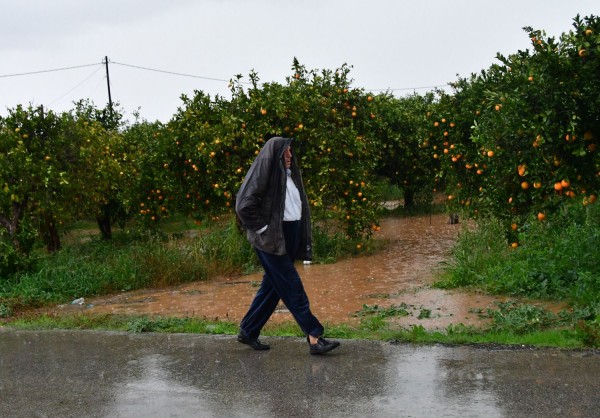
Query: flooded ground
[[55, 213, 564, 330]]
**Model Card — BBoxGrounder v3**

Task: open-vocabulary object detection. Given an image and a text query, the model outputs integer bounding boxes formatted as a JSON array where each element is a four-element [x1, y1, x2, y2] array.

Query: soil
[[51, 212, 567, 330]]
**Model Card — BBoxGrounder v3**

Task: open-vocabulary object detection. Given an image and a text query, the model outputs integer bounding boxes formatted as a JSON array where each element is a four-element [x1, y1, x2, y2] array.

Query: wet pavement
[[1, 328, 599, 417]]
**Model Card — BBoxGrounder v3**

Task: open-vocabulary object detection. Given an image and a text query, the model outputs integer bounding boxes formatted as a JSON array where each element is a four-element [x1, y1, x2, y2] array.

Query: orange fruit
[[554, 182, 563, 191], [589, 194, 598, 204], [511, 223, 518, 231], [487, 150, 495, 157], [537, 212, 546, 221], [518, 164, 527, 176], [521, 181, 530, 190], [560, 179, 570, 189], [511, 242, 519, 249], [533, 181, 542, 189]]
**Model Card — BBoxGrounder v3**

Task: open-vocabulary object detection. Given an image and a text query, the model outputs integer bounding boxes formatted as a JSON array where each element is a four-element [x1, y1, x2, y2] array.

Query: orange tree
[[0, 104, 125, 255], [71, 101, 140, 239], [425, 80, 491, 217], [431, 14, 600, 242], [144, 90, 241, 226], [159, 59, 382, 239], [120, 119, 173, 228]]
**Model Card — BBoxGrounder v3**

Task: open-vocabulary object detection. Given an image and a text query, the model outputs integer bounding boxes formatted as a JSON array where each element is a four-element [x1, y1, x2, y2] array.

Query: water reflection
[[107, 335, 390, 418], [374, 345, 503, 417], [110, 354, 216, 417]]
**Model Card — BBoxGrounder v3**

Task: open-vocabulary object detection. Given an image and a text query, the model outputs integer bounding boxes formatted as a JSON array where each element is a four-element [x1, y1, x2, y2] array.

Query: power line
[[111, 61, 250, 84], [0, 59, 449, 94], [368, 84, 448, 92], [0, 63, 101, 78], [48, 65, 104, 106]]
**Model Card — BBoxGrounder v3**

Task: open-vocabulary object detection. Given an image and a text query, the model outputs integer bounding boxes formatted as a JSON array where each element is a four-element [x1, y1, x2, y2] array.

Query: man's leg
[[255, 249, 324, 338], [239, 271, 280, 340]]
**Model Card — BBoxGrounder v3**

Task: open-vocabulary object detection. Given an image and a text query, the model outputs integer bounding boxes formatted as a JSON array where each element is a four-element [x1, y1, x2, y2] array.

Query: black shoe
[[308, 337, 340, 355], [238, 333, 270, 350]]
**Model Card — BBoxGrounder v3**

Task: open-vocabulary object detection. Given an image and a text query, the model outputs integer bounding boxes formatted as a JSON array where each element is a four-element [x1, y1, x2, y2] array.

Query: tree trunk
[[96, 203, 113, 240], [0, 198, 29, 254], [42, 213, 61, 253], [403, 188, 415, 207]]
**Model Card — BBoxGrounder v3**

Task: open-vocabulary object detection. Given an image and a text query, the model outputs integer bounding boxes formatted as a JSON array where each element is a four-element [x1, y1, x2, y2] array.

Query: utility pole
[[103, 56, 113, 116]]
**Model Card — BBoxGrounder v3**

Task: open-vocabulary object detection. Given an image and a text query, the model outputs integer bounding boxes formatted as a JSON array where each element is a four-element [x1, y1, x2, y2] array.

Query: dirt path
[[53, 213, 564, 330]]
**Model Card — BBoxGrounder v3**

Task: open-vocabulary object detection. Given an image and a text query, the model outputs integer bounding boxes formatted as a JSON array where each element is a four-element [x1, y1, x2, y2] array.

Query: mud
[[55, 213, 566, 329]]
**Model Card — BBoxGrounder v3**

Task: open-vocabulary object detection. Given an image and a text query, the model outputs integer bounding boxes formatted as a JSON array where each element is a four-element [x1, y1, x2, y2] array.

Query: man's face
[[284, 146, 292, 168]]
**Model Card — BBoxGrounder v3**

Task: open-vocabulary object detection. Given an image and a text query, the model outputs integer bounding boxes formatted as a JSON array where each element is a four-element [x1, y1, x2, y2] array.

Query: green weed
[[436, 202, 600, 311]]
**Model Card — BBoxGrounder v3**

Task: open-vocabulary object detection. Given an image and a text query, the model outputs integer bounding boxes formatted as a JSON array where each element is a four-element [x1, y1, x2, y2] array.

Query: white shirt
[[284, 170, 302, 221], [256, 169, 301, 234]]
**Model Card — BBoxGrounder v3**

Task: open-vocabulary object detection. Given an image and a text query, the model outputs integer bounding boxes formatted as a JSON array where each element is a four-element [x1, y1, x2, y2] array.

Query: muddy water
[[62, 214, 560, 329]]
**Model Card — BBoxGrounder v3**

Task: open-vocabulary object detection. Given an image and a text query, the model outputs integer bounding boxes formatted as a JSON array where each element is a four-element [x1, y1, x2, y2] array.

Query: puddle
[[56, 213, 566, 329]]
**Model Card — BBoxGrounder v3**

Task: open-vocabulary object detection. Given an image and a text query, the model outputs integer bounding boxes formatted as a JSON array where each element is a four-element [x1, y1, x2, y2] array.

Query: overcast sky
[[1, 1, 598, 123]]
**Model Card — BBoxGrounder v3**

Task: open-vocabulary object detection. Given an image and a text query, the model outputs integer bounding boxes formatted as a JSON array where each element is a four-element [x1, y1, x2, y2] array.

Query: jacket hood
[[255, 136, 293, 163]]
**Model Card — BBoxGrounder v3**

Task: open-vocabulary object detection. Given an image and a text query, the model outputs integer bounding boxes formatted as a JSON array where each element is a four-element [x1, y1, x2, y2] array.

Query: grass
[[4, 311, 594, 350]]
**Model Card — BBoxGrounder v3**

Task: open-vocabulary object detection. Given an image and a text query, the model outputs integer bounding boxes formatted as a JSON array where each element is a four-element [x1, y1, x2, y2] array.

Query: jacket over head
[[235, 136, 312, 260]]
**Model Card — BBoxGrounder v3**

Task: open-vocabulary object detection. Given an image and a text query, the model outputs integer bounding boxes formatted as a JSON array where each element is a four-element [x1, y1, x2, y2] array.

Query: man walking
[[235, 136, 340, 355]]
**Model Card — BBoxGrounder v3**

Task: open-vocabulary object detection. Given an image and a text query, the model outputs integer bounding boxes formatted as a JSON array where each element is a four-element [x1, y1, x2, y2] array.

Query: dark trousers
[[240, 221, 324, 340]]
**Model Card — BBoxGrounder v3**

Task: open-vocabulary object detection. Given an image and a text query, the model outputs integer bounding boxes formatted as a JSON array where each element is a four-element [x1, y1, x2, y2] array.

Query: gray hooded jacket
[[235, 137, 312, 260]]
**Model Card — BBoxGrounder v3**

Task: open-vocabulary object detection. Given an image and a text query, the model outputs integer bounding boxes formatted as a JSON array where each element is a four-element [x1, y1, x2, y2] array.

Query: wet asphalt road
[[1, 329, 599, 418]]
